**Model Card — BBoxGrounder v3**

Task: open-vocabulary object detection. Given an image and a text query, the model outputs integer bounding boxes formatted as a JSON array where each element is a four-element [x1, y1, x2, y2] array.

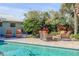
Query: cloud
[[0, 3, 61, 19], [0, 6, 26, 19]]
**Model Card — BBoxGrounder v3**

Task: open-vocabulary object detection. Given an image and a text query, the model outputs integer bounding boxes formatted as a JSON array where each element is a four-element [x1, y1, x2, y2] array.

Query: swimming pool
[[0, 41, 79, 56]]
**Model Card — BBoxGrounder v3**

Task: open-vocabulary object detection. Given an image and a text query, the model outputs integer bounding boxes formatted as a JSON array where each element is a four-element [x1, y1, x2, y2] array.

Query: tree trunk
[[74, 13, 78, 34]]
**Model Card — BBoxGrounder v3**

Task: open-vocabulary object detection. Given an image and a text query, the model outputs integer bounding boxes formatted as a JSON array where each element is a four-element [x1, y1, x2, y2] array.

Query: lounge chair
[[61, 31, 72, 41], [52, 31, 72, 41], [52, 30, 67, 41]]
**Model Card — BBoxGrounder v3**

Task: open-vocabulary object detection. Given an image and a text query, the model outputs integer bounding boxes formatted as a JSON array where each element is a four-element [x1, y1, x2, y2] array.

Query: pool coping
[[5, 41, 79, 51]]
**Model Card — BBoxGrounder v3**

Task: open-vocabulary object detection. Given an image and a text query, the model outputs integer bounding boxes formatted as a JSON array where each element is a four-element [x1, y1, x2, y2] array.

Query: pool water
[[0, 42, 79, 56]]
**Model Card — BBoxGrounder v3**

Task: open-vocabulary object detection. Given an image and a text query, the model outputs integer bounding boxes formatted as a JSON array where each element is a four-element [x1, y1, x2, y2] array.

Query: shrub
[[70, 34, 79, 40], [50, 32, 59, 36], [23, 18, 41, 37], [26, 34, 36, 38]]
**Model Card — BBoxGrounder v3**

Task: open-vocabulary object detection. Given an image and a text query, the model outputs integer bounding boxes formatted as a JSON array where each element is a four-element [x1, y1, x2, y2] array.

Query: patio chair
[[52, 30, 66, 41], [16, 29, 22, 38], [61, 31, 72, 41]]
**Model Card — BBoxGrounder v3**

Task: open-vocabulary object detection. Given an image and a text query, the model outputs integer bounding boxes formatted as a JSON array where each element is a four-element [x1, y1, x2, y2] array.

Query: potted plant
[[6, 29, 12, 38], [16, 29, 22, 38]]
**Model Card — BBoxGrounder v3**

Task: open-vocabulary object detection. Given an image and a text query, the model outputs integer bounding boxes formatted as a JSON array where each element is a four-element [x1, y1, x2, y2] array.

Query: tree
[[60, 3, 79, 34], [74, 3, 79, 34], [24, 10, 41, 20], [23, 11, 42, 36], [23, 18, 41, 36], [23, 11, 52, 36], [48, 10, 63, 32]]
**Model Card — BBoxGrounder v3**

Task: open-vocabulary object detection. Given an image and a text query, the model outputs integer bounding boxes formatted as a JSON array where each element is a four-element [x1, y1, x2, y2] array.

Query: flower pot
[[6, 29, 12, 38], [16, 29, 22, 38]]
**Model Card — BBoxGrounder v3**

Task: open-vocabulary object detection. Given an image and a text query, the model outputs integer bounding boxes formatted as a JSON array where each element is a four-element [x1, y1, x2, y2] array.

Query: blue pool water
[[0, 41, 79, 56]]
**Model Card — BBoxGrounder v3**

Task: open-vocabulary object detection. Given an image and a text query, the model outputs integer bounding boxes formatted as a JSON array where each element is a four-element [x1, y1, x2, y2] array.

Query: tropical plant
[[50, 32, 59, 36], [60, 3, 79, 34], [70, 34, 79, 40], [23, 11, 42, 36], [23, 11, 52, 36], [23, 18, 41, 36], [23, 3, 79, 37]]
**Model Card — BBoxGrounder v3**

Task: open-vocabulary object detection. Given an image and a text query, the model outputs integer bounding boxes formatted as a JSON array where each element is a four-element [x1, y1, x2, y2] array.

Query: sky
[[0, 3, 61, 19]]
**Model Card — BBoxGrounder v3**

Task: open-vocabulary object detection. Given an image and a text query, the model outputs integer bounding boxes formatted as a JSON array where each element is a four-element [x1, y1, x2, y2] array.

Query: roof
[[0, 14, 23, 22]]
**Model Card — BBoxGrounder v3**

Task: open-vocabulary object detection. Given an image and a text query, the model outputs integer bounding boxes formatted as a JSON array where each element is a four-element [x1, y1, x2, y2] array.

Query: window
[[0, 22, 2, 27], [10, 23, 16, 27]]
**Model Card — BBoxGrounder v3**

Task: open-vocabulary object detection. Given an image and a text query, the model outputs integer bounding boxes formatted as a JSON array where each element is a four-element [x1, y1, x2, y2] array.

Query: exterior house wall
[[0, 26, 3, 36], [0, 21, 23, 37]]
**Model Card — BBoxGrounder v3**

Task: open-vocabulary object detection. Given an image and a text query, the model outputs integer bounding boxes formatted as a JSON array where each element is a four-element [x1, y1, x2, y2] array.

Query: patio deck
[[1, 38, 79, 49]]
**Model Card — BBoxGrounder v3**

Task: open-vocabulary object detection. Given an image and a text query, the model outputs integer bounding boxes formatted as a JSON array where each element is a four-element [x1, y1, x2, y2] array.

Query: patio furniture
[[61, 31, 72, 41], [52, 30, 72, 41], [52, 30, 66, 41], [62, 31, 71, 38], [52, 35, 61, 41], [6, 29, 12, 38], [16, 29, 22, 38]]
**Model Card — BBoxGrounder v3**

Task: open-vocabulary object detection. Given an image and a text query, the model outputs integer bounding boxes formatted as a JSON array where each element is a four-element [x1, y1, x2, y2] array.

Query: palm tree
[[74, 4, 78, 34], [60, 3, 79, 34]]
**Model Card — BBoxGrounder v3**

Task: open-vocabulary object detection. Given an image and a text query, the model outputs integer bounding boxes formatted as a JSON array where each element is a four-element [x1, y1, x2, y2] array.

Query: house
[[0, 17, 23, 37]]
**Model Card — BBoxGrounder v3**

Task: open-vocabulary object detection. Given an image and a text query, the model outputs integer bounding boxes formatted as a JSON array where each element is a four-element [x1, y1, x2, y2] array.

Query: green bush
[[70, 34, 74, 38], [50, 32, 59, 35], [26, 34, 36, 38], [23, 18, 41, 37], [70, 34, 79, 40]]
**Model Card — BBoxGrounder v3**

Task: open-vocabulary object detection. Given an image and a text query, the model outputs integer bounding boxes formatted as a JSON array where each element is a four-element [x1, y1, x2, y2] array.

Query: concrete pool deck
[[1, 38, 79, 49]]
